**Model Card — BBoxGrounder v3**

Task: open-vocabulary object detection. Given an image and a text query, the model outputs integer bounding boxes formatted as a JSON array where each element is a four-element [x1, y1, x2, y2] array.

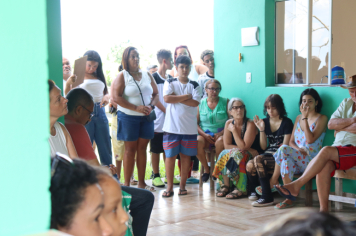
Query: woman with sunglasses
[[196, 79, 228, 182], [79, 50, 113, 166], [48, 80, 78, 158], [212, 98, 262, 199], [50, 155, 113, 236]]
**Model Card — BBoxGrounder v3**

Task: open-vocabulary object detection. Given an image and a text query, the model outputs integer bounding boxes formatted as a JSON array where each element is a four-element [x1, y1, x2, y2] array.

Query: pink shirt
[[64, 115, 97, 161]]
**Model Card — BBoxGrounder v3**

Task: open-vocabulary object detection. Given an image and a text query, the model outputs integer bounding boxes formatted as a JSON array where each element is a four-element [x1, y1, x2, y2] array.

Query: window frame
[[274, 0, 333, 87]]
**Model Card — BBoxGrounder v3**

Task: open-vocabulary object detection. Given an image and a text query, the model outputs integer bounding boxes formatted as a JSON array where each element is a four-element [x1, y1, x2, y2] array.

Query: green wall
[[0, 0, 62, 235], [214, 0, 356, 193]]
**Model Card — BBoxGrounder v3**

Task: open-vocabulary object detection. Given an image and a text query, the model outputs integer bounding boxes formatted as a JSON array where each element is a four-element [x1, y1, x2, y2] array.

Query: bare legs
[[152, 152, 166, 175], [116, 160, 122, 179], [123, 138, 150, 188], [276, 146, 338, 198], [316, 160, 335, 212], [197, 135, 210, 174], [165, 153, 191, 193], [215, 136, 224, 159], [270, 163, 281, 188]]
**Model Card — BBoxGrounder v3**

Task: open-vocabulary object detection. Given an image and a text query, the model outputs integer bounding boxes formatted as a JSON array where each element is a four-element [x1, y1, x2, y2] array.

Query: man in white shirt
[[162, 55, 202, 197], [197, 50, 215, 98], [275, 75, 356, 212], [62, 57, 76, 96]]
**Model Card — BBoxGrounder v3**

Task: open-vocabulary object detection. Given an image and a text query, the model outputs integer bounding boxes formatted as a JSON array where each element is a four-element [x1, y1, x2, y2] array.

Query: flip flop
[[162, 191, 174, 198], [130, 178, 138, 185], [178, 189, 188, 195], [274, 201, 295, 210], [143, 185, 156, 192], [255, 186, 277, 195], [274, 185, 296, 201]]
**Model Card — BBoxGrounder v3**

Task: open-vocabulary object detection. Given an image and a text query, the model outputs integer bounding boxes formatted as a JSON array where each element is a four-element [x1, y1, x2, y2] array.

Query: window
[[275, 0, 356, 86]]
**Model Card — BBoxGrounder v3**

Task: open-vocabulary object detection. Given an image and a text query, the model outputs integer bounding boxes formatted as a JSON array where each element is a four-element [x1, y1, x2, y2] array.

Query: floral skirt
[[212, 148, 258, 193]]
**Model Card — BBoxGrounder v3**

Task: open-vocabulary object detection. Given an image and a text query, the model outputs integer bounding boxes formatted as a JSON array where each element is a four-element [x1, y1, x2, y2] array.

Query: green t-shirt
[[199, 97, 228, 133]]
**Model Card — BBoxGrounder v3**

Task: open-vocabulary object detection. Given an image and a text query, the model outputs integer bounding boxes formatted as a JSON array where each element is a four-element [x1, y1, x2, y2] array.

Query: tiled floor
[[146, 180, 356, 236]]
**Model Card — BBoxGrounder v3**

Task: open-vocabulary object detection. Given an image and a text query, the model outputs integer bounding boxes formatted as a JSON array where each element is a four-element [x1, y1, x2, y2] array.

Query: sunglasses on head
[[51, 152, 74, 177]]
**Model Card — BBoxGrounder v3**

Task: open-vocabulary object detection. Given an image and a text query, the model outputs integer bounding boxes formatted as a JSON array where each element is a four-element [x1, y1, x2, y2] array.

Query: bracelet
[[259, 130, 265, 132], [302, 118, 308, 120]]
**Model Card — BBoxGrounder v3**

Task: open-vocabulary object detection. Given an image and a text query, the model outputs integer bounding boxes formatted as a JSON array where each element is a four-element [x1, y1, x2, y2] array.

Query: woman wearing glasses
[[196, 79, 228, 182], [212, 98, 262, 199], [48, 80, 78, 158], [50, 156, 115, 236], [79, 50, 113, 166]]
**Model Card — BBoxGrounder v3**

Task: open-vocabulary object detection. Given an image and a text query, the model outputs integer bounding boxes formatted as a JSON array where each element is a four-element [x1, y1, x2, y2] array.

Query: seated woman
[[246, 94, 293, 207], [197, 79, 229, 182], [212, 98, 262, 199], [48, 80, 77, 158], [50, 155, 113, 236], [272, 89, 327, 209]]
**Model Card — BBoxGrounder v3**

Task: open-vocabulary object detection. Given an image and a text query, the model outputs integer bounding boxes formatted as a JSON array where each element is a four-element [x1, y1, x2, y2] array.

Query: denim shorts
[[117, 111, 154, 141]]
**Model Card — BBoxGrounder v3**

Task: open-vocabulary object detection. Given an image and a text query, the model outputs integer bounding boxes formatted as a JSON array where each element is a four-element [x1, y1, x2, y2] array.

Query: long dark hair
[[299, 88, 323, 113], [83, 50, 108, 94], [174, 45, 193, 65], [263, 94, 287, 118]]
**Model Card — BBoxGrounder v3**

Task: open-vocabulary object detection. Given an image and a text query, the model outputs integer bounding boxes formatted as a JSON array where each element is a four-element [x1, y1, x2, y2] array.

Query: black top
[[231, 119, 263, 154], [263, 117, 294, 152], [152, 72, 172, 84]]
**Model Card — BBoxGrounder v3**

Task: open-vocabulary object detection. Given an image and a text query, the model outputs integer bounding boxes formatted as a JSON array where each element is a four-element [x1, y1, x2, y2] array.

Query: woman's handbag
[[131, 74, 156, 122]]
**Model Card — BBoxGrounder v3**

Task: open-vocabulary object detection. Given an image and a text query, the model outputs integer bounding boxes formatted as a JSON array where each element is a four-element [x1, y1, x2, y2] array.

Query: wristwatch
[[149, 104, 155, 110]]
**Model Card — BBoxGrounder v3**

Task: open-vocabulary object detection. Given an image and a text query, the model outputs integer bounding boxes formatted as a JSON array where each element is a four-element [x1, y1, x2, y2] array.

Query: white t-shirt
[[117, 70, 153, 116], [162, 78, 202, 135], [152, 72, 172, 132], [79, 79, 105, 103], [197, 72, 214, 98]]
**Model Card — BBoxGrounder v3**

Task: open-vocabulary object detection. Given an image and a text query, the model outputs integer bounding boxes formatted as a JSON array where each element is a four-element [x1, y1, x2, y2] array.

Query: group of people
[[50, 44, 356, 235]]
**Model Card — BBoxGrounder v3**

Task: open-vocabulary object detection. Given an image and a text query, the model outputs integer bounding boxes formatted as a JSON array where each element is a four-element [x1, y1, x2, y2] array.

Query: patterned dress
[[273, 117, 325, 180]]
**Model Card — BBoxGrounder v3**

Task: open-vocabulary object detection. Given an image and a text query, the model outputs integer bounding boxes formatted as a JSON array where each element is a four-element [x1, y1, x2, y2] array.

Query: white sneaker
[[248, 192, 258, 201], [251, 198, 274, 207]]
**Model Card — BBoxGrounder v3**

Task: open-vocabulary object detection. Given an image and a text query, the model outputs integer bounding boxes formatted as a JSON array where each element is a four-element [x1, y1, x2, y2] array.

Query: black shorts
[[150, 132, 164, 154]]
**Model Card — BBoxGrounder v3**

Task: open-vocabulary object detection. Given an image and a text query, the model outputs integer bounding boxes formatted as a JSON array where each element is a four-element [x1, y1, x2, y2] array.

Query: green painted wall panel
[[0, 0, 63, 235], [214, 0, 356, 194]]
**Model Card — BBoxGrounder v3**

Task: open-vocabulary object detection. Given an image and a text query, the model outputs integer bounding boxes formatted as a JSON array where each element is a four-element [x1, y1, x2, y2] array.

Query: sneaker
[[186, 176, 200, 184], [251, 198, 274, 207], [163, 177, 180, 185], [152, 177, 165, 187], [173, 176, 180, 185], [201, 173, 210, 183], [248, 192, 258, 201]]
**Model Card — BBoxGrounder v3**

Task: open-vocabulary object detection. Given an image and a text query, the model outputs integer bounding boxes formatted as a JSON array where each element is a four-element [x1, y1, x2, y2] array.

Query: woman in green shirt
[[197, 79, 229, 182]]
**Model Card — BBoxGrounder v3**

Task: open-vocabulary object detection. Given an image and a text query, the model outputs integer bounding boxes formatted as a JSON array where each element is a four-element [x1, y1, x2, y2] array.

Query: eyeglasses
[[51, 152, 74, 177], [207, 88, 221, 92], [81, 105, 94, 119], [231, 105, 245, 110]]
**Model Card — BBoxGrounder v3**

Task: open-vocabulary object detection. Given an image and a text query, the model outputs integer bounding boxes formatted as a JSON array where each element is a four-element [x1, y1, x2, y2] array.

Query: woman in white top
[[80, 50, 113, 166], [48, 80, 77, 158], [111, 47, 159, 191], [169, 45, 208, 81]]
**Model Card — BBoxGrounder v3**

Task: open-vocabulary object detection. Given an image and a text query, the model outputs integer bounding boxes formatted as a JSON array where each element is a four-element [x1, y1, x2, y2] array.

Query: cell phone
[[109, 106, 117, 114]]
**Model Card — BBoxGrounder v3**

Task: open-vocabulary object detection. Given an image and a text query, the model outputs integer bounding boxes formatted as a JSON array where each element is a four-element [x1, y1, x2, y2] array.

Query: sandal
[[178, 189, 188, 195], [143, 185, 156, 192], [216, 185, 229, 197], [256, 186, 277, 195], [226, 190, 244, 199], [162, 191, 174, 198], [274, 201, 294, 210], [130, 177, 138, 186]]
